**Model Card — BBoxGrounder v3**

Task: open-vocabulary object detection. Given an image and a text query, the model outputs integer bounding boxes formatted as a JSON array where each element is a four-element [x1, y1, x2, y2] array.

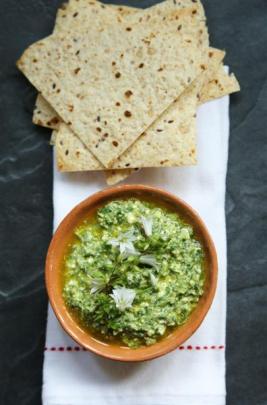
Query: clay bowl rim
[[45, 184, 218, 362]]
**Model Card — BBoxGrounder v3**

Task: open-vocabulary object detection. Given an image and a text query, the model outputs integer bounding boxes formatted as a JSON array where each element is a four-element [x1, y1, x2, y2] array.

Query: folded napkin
[[43, 89, 229, 405]]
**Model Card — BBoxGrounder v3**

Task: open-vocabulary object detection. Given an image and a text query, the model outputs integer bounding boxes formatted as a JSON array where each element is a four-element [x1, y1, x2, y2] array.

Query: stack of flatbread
[[17, 0, 240, 185]]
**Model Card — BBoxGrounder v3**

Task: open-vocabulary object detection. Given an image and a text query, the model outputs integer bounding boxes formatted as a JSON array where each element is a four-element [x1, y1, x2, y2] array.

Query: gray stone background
[[0, 0, 266, 404]]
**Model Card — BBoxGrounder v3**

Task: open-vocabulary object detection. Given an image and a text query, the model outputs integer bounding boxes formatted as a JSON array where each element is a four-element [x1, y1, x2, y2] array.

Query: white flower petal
[[90, 286, 100, 294], [110, 287, 136, 311], [108, 229, 139, 257], [140, 254, 159, 269], [90, 278, 106, 294], [108, 238, 120, 247], [120, 241, 139, 257], [123, 228, 137, 243], [150, 272, 158, 287], [141, 216, 153, 237]]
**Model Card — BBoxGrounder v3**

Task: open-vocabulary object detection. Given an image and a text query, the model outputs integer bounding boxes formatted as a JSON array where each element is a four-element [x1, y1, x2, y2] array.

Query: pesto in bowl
[[63, 199, 205, 348]]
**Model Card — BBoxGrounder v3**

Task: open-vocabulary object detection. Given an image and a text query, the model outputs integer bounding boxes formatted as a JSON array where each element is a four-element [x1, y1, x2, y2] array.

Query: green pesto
[[63, 199, 205, 348]]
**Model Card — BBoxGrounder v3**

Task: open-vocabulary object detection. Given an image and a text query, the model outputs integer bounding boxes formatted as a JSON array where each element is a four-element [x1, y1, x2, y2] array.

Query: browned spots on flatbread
[[116, 102, 121, 106], [126, 27, 132, 31], [142, 38, 150, 45], [74, 67, 81, 74], [138, 63, 144, 68], [124, 110, 132, 117], [51, 117, 59, 125], [112, 141, 119, 147], [46, 115, 60, 127], [115, 72, 121, 78], [124, 90, 133, 98]]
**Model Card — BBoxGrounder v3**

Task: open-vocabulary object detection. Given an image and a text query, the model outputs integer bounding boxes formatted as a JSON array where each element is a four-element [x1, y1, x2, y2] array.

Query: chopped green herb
[[63, 199, 205, 348]]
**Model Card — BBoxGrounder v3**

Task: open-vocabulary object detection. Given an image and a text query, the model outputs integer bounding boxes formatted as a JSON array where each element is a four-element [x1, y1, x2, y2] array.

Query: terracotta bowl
[[45, 184, 217, 362]]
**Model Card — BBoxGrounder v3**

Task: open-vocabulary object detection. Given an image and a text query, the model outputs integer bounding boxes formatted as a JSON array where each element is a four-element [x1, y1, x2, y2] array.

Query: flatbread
[[56, 0, 136, 32], [54, 58, 239, 184], [17, 7, 207, 167], [33, 0, 206, 131], [33, 95, 61, 129], [30, 1, 239, 184], [31, 0, 208, 185], [32, 0, 136, 131], [105, 169, 138, 186], [30, 0, 209, 184], [54, 0, 204, 33], [56, 48, 241, 185], [33, 65, 239, 131], [199, 67, 240, 103], [55, 49, 225, 176]]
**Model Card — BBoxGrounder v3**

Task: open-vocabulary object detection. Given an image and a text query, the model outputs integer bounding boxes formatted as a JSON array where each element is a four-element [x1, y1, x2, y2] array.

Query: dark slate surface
[[0, 0, 266, 404]]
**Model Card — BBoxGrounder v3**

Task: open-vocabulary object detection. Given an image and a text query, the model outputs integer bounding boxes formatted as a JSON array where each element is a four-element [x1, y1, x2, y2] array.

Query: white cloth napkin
[[43, 91, 229, 405]]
